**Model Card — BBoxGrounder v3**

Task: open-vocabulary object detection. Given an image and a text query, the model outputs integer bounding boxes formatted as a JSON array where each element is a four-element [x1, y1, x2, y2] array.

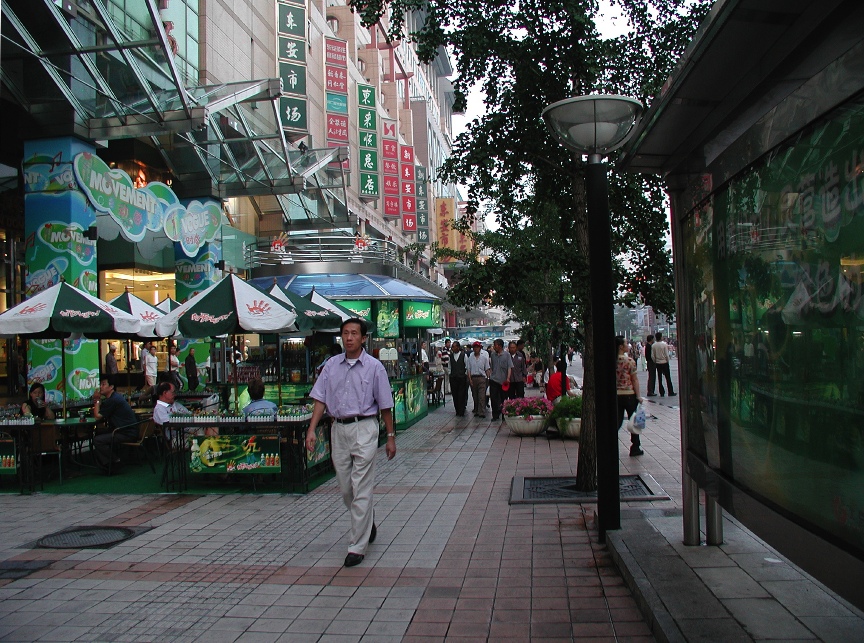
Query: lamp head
[[542, 95, 643, 156]]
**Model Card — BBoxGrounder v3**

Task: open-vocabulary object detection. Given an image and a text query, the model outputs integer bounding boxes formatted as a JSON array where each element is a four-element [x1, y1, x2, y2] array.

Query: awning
[[251, 273, 439, 301], [1, 0, 349, 227]]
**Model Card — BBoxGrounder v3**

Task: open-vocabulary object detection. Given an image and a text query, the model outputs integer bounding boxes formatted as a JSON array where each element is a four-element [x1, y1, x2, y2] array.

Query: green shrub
[[547, 394, 582, 422]]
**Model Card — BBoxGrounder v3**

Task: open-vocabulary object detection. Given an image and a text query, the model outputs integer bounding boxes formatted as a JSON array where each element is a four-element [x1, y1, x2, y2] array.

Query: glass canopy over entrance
[[1, 0, 349, 227]]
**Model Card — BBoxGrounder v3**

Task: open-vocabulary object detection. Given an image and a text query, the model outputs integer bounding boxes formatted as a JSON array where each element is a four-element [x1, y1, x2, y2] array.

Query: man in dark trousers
[[185, 347, 199, 391], [92, 376, 139, 473], [489, 339, 513, 421], [645, 334, 657, 396], [448, 341, 468, 416]]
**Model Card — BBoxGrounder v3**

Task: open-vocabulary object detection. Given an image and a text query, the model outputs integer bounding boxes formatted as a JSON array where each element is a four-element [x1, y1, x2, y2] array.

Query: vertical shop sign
[[415, 166, 429, 242], [277, 0, 308, 137], [436, 197, 456, 262], [324, 37, 349, 169], [382, 119, 399, 218], [358, 83, 379, 199], [400, 145, 415, 233]]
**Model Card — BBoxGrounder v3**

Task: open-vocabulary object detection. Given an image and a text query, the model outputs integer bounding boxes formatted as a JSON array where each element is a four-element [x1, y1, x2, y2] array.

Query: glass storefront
[[682, 93, 864, 560]]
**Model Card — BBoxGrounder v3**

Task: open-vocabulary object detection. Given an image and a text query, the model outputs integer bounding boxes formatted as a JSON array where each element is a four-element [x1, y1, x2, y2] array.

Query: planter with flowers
[[501, 397, 554, 436], [547, 394, 583, 439]]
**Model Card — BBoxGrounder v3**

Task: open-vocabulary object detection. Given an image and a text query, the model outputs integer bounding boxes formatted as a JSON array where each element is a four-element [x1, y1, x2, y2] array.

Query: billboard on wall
[[334, 299, 372, 321], [375, 300, 400, 338], [401, 300, 436, 328]]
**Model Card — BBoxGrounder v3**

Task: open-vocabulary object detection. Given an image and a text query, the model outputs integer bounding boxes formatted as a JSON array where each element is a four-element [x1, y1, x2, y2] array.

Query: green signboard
[[278, 35, 306, 63], [359, 172, 379, 197], [375, 300, 400, 338], [359, 149, 378, 172], [280, 62, 307, 96], [189, 434, 281, 474], [359, 131, 377, 149], [358, 107, 376, 131], [334, 300, 372, 321], [280, 96, 308, 130], [278, 4, 306, 39], [401, 300, 436, 328], [358, 84, 376, 107]]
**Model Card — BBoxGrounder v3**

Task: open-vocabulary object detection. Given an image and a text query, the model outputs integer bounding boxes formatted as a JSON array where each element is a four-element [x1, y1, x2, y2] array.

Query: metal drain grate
[[510, 474, 670, 504], [37, 526, 137, 549]]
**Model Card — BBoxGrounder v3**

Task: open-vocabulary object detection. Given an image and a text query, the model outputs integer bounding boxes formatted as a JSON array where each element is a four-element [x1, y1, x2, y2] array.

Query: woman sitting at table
[[21, 383, 55, 421], [242, 379, 277, 417]]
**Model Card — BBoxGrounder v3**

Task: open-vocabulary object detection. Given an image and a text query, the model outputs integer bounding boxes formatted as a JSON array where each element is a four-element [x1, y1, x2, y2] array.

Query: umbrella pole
[[232, 335, 239, 414], [277, 335, 283, 407], [61, 338, 67, 420], [126, 339, 133, 397]]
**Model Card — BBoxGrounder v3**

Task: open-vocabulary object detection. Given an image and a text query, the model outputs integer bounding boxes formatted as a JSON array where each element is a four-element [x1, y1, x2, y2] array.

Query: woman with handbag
[[616, 336, 644, 456]]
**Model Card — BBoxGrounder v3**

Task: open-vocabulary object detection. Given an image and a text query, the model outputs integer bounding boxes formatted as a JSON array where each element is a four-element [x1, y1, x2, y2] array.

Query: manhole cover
[[509, 474, 670, 504], [37, 526, 136, 549]]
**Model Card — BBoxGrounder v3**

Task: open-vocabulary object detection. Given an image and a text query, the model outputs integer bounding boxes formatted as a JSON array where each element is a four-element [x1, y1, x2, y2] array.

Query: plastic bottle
[[190, 439, 201, 470]]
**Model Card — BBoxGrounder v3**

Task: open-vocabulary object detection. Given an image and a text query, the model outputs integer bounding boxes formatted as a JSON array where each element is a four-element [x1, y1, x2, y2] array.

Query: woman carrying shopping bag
[[616, 336, 644, 456]]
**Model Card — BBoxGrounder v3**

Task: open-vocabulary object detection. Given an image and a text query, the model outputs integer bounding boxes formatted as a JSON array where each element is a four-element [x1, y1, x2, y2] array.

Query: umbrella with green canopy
[[155, 298, 181, 313], [108, 291, 164, 337], [0, 281, 142, 417], [268, 283, 342, 333], [155, 275, 298, 410]]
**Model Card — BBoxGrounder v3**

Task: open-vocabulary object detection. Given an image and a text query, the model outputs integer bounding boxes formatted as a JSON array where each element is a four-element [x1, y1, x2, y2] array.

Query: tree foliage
[[349, 0, 710, 490]]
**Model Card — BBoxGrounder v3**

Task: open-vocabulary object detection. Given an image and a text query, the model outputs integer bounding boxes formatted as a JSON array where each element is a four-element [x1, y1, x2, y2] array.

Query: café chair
[[428, 375, 444, 407], [31, 424, 63, 486], [108, 419, 156, 476]]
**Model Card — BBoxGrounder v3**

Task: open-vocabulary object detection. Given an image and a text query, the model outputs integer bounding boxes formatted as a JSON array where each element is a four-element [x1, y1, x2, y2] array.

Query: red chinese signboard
[[325, 38, 348, 67], [325, 66, 348, 93], [326, 114, 348, 141], [383, 176, 400, 195], [402, 214, 417, 232], [382, 140, 398, 159], [384, 196, 400, 217]]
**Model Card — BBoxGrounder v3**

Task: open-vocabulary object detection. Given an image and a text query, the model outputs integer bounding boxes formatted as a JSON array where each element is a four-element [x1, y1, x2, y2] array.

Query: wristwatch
[[386, 432, 396, 437]]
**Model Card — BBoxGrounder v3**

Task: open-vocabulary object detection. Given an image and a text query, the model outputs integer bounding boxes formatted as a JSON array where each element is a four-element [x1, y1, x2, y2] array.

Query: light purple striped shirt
[[310, 350, 394, 418]]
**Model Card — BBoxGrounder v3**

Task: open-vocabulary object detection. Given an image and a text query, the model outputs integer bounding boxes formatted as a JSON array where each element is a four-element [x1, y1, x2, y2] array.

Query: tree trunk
[[572, 167, 597, 492]]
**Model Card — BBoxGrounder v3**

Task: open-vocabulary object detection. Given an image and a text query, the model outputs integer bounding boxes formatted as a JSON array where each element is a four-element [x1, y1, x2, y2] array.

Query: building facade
[[0, 0, 461, 395]]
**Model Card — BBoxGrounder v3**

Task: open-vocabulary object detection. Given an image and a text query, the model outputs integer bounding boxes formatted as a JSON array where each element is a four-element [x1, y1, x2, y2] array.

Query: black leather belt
[[335, 414, 377, 424]]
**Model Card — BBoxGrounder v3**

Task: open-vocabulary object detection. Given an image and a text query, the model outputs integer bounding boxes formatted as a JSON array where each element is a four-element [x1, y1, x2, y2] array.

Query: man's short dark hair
[[248, 379, 265, 400], [646, 334, 654, 342], [508, 341, 517, 348], [341, 317, 368, 337], [493, 338, 504, 348], [155, 381, 174, 399], [655, 332, 663, 341], [516, 339, 525, 347], [100, 376, 113, 389]]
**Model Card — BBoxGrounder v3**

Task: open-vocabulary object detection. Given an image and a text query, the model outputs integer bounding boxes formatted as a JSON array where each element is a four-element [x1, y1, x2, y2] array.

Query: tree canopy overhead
[[349, 0, 710, 490]]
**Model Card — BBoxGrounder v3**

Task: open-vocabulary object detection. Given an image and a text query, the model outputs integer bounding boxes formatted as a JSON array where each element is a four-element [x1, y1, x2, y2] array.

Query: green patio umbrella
[[268, 283, 342, 333], [0, 281, 142, 417], [155, 275, 298, 411]]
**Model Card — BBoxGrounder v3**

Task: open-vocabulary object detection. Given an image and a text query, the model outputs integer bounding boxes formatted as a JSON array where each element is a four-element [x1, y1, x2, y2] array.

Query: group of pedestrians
[[645, 331, 675, 397]]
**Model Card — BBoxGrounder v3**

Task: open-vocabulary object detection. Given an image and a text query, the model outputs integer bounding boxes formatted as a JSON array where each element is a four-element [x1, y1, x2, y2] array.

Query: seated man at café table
[[152, 381, 190, 443], [91, 376, 139, 473], [21, 382, 55, 421], [242, 379, 277, 417]]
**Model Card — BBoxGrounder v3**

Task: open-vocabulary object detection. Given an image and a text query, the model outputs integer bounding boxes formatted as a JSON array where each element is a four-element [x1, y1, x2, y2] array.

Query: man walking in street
[[651, 331, 676, 397], [305, 318, 395, 568], [489, 339, 513, 421], [449, 341, 468, 416], [467, 341, 491, 418], [438, 338, 451, 397], [508, 340, 527, 399], [645, 334, 657, 396]]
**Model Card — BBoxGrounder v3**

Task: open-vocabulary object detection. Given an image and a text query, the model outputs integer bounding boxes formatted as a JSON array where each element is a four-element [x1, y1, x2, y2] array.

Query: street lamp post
[[542, 95, 643, 542]]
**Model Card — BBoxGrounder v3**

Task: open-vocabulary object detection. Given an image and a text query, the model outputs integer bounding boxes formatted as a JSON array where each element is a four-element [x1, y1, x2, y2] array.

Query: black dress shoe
[[646, 393, 656, 397], [668, 393, 676, 397], [344, 553, 364, 567], [369, 522, 377, 544], [629, 446, 644, 456]]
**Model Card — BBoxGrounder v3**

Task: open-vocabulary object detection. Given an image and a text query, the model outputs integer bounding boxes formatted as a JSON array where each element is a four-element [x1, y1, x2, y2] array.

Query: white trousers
[[330, 416, 379, 555]]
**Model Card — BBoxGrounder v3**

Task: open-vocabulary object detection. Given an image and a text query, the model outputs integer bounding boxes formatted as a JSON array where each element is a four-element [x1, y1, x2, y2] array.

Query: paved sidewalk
[[0, 364, 862, 642]]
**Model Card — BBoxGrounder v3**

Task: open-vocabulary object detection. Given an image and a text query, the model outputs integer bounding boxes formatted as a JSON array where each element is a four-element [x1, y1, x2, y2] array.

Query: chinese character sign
[[277, 0, 308, 136], [436, 197, 456, 261], [356, 84, 379, 198]]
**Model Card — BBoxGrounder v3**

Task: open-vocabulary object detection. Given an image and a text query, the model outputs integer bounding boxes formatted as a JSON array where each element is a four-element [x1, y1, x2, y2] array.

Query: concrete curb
[[606, 511, 686, 643]]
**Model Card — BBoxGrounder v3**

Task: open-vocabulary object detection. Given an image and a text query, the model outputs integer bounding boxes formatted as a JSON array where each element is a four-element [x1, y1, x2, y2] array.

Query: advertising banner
[[334, 300, 372, 320], [277, 0, 308, 137], [375, 300, 400, 338], [401, 300, 436, 327], [189, 434, 281, 474], [436, 197, 457, 262]]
